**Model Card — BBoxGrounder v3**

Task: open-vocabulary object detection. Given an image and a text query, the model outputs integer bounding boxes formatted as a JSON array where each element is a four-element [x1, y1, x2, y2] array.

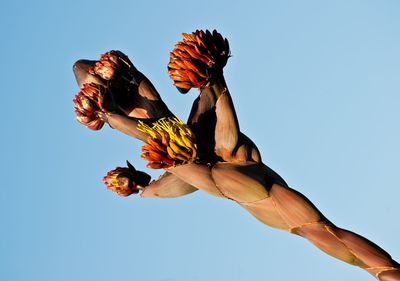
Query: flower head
[[73, 83, 109, 130], [103, 161, 151, 196], [84, 50, 172, 120], [90, 50, 134, 81], [137, 117, 197, 169], [168, 29, 230, 93]]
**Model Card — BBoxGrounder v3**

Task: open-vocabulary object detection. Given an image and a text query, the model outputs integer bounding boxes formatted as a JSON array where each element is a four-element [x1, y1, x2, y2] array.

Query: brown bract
[[168, 29, 230, 92], [73, 83, 109, 130]]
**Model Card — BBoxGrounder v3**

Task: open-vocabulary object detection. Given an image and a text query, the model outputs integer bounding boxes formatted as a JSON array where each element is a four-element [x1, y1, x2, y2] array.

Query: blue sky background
[[1, 1, 399, 280]]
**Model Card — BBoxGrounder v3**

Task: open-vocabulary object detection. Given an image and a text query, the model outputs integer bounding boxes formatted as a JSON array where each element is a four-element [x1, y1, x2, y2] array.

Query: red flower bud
[[90, 50, 134, 81], [73, 83, 109, 130], [103, 161, 151, 196], [168, 30, 230, 92]]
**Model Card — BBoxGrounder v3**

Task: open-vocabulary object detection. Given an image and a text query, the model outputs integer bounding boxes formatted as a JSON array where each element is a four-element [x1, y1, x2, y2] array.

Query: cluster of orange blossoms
[[89, 50, 133, 81], [103, 161, 151, 196], [73, 83, 109, 130], [73, 30, 226, 184], [168, 29, 230, 92], [138, 117, 197, 169]]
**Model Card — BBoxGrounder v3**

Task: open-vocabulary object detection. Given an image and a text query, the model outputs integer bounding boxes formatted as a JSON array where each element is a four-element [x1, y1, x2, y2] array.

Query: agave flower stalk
[[166, 30, 400, 280], [72, 31, 400, 281]]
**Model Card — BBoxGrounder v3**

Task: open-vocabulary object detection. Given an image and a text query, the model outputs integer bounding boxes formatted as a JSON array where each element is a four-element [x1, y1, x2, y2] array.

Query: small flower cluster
[[137, 117, 197, 169], [103, 161, 151, 197], [168, 29, 230, 92], [89, 50, 133, 81], [73, 83, 109, 130]]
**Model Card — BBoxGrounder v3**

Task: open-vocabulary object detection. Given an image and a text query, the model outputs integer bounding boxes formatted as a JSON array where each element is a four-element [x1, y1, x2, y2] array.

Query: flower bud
[[103, 161, 151, 196], [90, 50, 135, 81], [73, 83, 109, 130], [168, 30, 230, 92], [74, 50, 174, 122]]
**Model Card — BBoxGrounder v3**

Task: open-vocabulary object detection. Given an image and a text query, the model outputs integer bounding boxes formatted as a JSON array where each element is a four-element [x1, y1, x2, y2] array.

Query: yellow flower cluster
[[137, 117, 197, 169]]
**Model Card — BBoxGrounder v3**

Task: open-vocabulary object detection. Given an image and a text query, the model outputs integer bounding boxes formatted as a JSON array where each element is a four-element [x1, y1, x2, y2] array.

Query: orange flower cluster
[[168, 29, 230, 92], [141, 138, 175, 169], [89, 50, 133, 81], [103, 167, 139, 196], [73, 83, 109, 130], [103, 162, 151, 197], [138, 117, 197, 169]]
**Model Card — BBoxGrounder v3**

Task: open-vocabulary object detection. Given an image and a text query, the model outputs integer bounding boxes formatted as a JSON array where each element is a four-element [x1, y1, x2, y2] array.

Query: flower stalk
[[72, 30, 400, 281]]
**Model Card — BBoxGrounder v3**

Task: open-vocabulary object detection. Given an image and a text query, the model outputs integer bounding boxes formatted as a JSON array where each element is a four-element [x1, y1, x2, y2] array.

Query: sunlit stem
[[210, 75, 228, 99], [104, 112, 149, 142], [213, 76, 241, 159]]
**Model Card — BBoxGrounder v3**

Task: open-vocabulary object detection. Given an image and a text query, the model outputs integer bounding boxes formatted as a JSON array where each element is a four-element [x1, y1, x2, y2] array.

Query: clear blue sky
[[1, 1, 399, 280]]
